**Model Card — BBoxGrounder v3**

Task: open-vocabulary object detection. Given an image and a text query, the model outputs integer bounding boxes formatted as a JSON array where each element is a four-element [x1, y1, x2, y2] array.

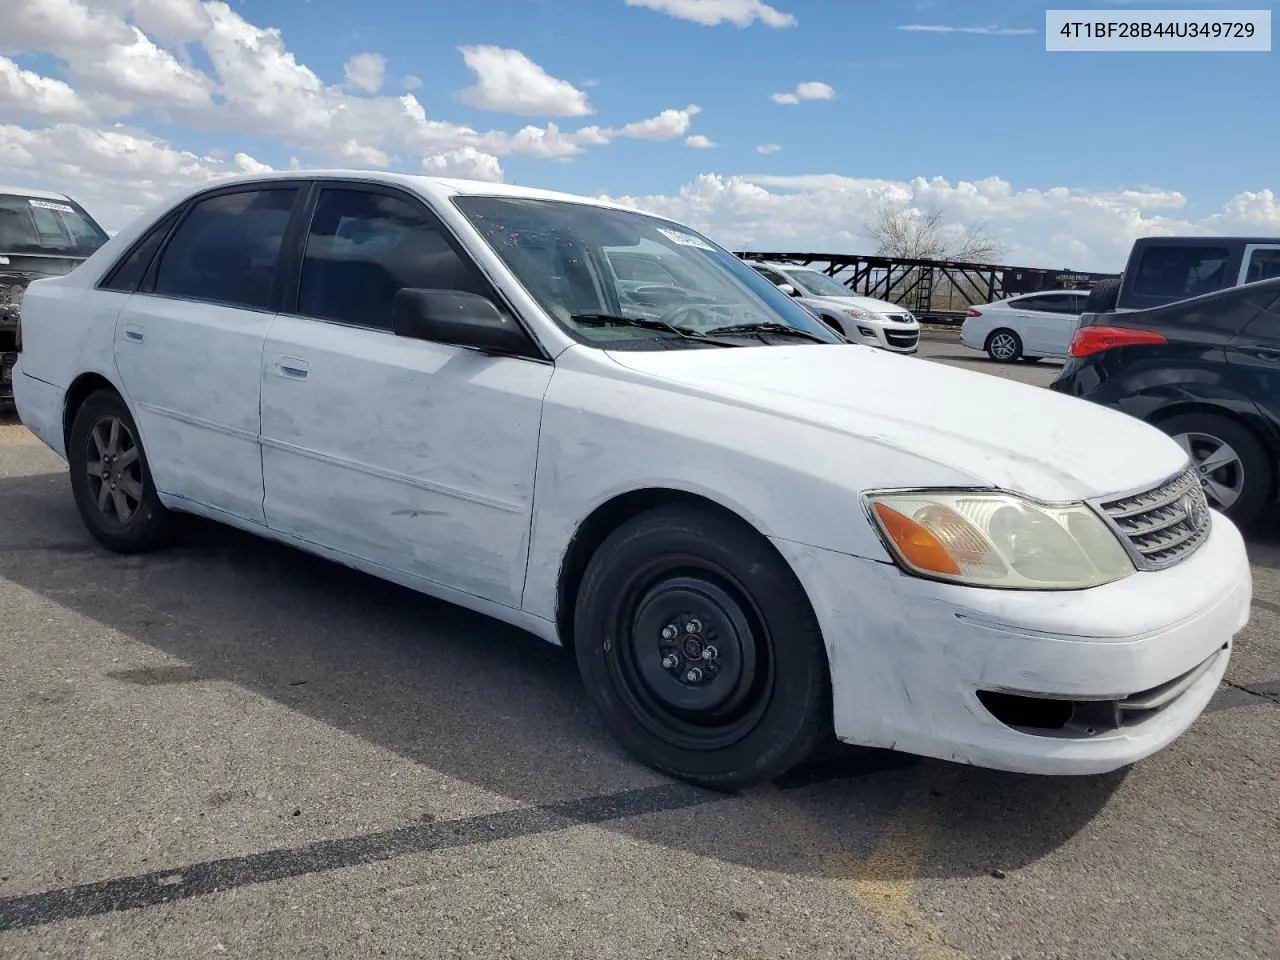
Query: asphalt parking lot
[[1, 333, 1277, 959]]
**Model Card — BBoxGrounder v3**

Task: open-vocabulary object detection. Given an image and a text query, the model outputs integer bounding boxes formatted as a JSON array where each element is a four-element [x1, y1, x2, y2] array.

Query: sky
[[0, 0, 1277, 272]]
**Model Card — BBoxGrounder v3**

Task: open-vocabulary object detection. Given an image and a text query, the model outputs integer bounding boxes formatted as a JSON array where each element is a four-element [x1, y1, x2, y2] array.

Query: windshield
[[452, 196, 841, 348], [0, 194, 109, 257], [787, 268, 856, 299]]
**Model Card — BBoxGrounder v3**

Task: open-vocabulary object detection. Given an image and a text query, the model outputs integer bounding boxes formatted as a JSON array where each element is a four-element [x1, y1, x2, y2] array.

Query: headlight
[[864, 490, 1134, 590], [845, 307, 886, 322]]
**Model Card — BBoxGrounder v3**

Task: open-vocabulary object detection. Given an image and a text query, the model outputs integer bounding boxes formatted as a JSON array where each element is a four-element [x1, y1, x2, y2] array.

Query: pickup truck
[[1, 186, 110, 405], [1085, 236, 1280, 314]]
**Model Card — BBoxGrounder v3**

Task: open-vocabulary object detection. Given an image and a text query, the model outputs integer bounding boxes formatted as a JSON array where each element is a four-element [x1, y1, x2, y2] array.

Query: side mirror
[[391, 288, 533, 355], [777, 283, 799, 297]]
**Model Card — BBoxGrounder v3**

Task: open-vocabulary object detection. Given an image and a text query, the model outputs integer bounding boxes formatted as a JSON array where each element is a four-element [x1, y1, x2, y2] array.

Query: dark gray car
[[1, 187, 110, 404]]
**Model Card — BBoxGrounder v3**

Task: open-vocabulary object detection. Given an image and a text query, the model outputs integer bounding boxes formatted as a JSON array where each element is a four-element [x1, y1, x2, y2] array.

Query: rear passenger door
[[112, 184, 303, 524], [259, 182, 553, 608]]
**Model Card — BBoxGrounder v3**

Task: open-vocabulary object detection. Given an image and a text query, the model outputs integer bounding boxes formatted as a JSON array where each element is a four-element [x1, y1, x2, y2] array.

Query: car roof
[[163, 169, 673, 222], [0, 184, 74, 202]]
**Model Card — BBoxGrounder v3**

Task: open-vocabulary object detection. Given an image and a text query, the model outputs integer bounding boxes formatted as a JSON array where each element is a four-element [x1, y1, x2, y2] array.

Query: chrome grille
[[1094, 467, 1211, 571]]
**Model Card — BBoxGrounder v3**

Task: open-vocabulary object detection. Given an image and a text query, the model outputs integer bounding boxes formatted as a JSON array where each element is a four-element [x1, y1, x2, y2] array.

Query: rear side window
[[100, 209, 181, 293], [296, 188, 493, 331], [1011, 294, 1078, 313], [1245, 249, 1280, 284], [152, 189, 298, 310], [1132, 246, 1230, 299]]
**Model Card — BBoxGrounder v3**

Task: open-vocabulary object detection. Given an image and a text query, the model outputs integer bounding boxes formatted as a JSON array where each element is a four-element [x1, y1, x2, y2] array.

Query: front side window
[[452, 196, 840, 348], [1132, 246, 1230, 299], [152, 188, 297, 310], [0, 193, 109, 257], [298, 188, 494, 331]]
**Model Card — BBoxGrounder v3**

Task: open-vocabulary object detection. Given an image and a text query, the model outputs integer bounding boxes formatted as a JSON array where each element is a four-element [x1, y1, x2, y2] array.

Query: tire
[[985, 328, 1022, 362], [1085, 277, 1121, 314], [67, 388, 175, 552], [573, 503, 831, 790], [1154, 412, 1273, 528]]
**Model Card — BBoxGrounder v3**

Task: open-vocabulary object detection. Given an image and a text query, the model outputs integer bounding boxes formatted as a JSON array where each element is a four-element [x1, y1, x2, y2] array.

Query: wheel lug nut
[[685, 667, 704, 682], [701, 645, 718, 661], [661, 654, 679, 670], [661, 625, 678, 641], [685, 619, 702, 634]]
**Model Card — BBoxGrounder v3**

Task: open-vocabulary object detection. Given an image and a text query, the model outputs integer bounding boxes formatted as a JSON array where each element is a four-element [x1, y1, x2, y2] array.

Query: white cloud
[[770, 81, 835, 104], [0, 0, 692, 171], [344, 52, 386, 94], [0, 57, 93, 122], [421, 146, 503, 182], [457, 46, 592, 117], [233, 151, 272, 174], [757, 143, 781, 154], [402, 75, 421, 90], [625, 0, 796, 27], [612, 105, 701, 141], [600, 173, 1280, 273], [897, 24, 1037, 35], [685, 134, 716, 148]]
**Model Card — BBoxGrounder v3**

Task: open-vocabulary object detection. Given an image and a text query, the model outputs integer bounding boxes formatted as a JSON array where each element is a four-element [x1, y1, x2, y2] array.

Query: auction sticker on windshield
[[657, 227, 714, 250], [29, 199, 75, 213]]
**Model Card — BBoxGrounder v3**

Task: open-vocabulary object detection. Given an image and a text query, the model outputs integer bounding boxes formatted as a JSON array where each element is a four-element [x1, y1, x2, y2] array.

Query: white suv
[[747, 260, 921, 353], [11, 171, 1251, 789]]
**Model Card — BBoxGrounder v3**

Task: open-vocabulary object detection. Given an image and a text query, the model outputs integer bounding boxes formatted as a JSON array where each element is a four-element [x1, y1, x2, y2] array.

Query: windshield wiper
[[570, 313, 741, 346], [703, 322, 834, 344]]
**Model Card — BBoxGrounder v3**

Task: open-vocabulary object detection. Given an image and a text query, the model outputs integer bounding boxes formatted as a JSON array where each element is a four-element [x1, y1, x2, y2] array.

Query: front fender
[[519, 361, 970, 624]]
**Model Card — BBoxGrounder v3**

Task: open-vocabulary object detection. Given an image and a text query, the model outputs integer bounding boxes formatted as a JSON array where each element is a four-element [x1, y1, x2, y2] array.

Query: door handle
[[1242, 348, 1280, 362], [276, 356, 309, 379], [124, 323, 145, 342]]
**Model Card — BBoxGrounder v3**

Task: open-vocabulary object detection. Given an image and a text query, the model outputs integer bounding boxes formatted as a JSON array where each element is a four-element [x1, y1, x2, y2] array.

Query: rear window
[[0, 193, 109, 257], [1132, 245, 1230, 299]]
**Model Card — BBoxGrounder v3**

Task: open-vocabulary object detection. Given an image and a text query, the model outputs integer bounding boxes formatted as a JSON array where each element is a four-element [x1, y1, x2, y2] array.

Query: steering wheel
[[657, 304, 713, 329]]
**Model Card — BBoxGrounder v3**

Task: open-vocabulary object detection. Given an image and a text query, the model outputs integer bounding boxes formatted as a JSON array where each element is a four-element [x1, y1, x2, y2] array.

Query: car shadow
[[0, 466, 1123, 883]]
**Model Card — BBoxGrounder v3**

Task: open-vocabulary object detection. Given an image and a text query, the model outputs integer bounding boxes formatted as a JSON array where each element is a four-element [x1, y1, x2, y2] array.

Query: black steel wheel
[[67, 388, 174, 552], [574, 503, 830, 790]]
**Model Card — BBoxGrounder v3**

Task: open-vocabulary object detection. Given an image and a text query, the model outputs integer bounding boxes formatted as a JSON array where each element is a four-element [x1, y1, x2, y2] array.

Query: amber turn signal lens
[[871, 502, 962, 575]]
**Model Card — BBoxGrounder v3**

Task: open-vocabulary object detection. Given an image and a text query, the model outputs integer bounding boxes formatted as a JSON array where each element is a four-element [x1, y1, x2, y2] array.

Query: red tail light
[[966, 308, 982, 317], [1070, 325, 1166, 358]]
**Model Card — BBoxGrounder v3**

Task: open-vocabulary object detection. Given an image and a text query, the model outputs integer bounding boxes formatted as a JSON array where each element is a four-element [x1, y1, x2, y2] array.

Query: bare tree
[[861, 199, 1007, 312], [864, 199, 1005, 262]]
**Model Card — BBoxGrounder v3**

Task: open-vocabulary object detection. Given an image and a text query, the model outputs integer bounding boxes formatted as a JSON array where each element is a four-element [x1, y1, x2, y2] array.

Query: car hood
[[603, 344, 1188, 502], [802, 294, 914, 318], [1, 255, 87, 324]]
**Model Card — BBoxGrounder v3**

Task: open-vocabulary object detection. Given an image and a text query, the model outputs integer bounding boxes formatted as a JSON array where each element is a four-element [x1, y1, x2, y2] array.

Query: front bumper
[[771, 510, 1250, 775], [852, 322, 920, 353]]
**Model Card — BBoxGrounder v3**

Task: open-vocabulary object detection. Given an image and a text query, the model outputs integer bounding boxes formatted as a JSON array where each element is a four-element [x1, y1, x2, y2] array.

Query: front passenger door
[[259, 184, 553, 608]]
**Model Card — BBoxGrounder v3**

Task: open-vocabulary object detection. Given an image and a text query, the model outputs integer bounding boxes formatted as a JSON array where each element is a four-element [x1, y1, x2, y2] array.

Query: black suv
[[0, 188, 110, 405], [1085, 236, 1280, 314], [1051, 276, 1280, 528]]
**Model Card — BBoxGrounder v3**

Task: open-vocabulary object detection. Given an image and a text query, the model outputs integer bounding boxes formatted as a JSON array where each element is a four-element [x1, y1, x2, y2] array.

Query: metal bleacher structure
[[735, 250, 1120, 324]]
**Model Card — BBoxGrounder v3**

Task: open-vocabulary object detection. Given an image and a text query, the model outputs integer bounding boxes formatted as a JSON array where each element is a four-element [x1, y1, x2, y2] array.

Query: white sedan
[[961, 289, 1090, 362], [12, 171, 1250, 789]]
